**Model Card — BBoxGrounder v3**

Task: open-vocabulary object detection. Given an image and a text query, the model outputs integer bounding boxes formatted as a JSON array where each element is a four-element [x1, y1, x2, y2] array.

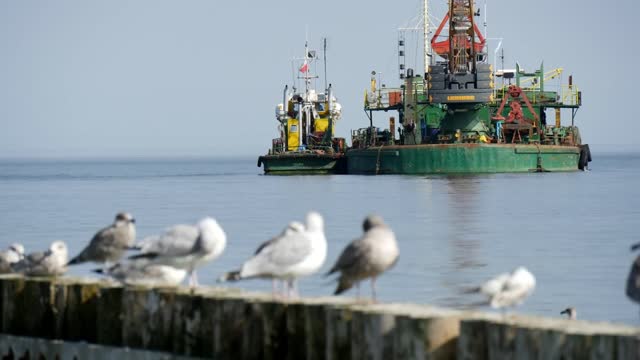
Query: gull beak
[[631, 242, 640, 251], [130, 218, 136, 224]]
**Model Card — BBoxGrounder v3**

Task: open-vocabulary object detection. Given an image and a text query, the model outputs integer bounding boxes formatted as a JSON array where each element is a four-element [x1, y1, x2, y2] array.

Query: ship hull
[[346, 144, 580, 174], [258, 153, 347, 175]]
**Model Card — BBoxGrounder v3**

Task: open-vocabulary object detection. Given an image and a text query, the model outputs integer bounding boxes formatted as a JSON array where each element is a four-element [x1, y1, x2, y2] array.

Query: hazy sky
[[1, 0, 638, 158]]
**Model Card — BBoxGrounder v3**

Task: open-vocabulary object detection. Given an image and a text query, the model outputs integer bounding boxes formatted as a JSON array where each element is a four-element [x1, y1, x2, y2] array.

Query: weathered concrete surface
[[0, 275, 638, 359], [457, 314, 640, 360], [0, 334, 205, 360]]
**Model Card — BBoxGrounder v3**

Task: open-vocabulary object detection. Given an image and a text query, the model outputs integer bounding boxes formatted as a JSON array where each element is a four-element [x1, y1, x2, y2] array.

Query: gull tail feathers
[[217, 270, 242, 283], [66, 255, 85, 266], [128, 252, 159, 260], [333, 277, 354, 295], [460, 286, 481, 294]]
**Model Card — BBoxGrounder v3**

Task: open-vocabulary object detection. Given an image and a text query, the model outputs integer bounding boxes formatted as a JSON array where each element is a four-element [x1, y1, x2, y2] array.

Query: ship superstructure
[[347, 0, 590, 174], [258, 40, 347, 174]]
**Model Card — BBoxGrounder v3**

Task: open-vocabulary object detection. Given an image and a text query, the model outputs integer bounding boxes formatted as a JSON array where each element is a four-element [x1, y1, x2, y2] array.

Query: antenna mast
[[424, 0, 430, 76], [323, 38, 328, 91]]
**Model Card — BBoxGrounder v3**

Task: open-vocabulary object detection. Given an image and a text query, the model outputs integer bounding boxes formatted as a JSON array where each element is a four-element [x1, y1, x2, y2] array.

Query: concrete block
[[96, 285, 124, 346]]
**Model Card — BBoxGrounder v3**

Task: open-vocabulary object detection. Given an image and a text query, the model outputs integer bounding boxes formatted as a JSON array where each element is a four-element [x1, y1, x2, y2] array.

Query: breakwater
[[0, 275, 638, 359]]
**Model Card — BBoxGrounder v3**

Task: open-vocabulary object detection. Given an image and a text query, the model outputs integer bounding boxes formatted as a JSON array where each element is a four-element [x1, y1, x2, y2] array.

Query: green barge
[[345, 0, 590, 175], [346, 143, 579, 175]]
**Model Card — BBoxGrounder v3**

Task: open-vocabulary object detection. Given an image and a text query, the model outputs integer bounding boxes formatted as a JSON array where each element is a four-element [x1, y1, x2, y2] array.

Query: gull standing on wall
[[220, 212, 326, 298], [0, 243, 25, 273], [560, 307, 577, 320], [465, 266, 536, 313], [12, 241, 68, 277], [626, 242, 640, 313], [93, 258, 188, 287], [218, 221, 306, 295], [129, 217, 226, 286], [67, 212, 136, 267], [326, 214, 399, 301]]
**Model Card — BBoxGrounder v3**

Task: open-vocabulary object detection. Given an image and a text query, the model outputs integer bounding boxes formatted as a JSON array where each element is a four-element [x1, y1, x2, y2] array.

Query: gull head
[[114, 212, 136, 226], [49, 240, 69, 268], [363, 214, 385, 232], [196, 217, 227, 253], [305, 211, 324, 232], [49, 241, 68, 256], [8, 243, 25, 258], [560, 307, 577, 320], [511, 267, 536, 288]]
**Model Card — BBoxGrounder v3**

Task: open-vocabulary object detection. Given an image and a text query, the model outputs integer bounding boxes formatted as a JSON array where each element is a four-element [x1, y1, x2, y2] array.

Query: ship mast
[[424, 0, 430, 76], [301, 41, 313, 149]]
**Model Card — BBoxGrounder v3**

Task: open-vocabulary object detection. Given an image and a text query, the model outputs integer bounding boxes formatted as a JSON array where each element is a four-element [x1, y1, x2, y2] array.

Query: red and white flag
[[299, 60, 309, 73]]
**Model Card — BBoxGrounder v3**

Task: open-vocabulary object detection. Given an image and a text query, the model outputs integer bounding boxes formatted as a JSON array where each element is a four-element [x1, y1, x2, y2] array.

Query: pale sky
[[1, 0, 638, 158]]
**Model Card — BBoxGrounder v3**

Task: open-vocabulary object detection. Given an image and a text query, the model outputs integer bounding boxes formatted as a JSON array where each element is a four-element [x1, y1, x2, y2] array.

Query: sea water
[[0, 146, 638, 325]]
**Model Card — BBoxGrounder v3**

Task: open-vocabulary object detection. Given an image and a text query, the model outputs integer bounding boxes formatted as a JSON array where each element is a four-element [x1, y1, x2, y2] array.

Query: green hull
[[258, 153, 347, 175], [346, 144, 580, 174]]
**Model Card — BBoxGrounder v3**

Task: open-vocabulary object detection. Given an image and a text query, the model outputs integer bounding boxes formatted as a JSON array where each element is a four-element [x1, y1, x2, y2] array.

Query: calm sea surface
[[1, 148, 639, 326]]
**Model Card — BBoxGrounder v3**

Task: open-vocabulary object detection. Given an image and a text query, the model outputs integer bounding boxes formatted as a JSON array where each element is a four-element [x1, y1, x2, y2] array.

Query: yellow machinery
[[287, 119, 299, 151]]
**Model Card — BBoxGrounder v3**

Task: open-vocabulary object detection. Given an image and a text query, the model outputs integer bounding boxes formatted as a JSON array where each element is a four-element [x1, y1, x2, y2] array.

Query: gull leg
[[356, 282, 361, 301], [284, 279, 300, 299], [192, 271, 199, 287], [371, 276, 378, 303], [286, 279, 295, 300], [272, 279, 278, 296], [292, 279, 299, 298], [188, 272, 192, 287]]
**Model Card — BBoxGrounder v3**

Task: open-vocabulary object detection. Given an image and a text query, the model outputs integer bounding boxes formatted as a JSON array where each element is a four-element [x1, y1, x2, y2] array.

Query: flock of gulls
[[3, 211, 637, 318]]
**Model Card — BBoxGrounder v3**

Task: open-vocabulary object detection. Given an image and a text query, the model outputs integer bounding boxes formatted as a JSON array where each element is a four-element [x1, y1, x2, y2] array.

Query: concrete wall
[[0, 334, 204, 360], [0, 275, 638, 359]]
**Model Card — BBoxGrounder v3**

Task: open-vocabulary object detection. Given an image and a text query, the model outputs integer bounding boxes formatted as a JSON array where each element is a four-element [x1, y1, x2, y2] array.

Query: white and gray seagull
[[12, 240, 68, 277], [0, 243, 25, 274], [129, 217, 226, 286], [465, 266, 536, 313], [560, 307, 577, 320], [218, 220, 306, 295], [67, 212, 136, 267], [626, 242, 640, 312], [93, 258, 187, 287], [220, 212, 326, 298], [326, 214, 399, 301]]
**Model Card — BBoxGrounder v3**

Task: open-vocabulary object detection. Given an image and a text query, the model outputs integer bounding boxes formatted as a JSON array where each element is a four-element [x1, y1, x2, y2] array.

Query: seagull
[[67, 212, 136, 267], [12, 241, 68, 277], [626, 242, 640, 308], [93, 259, 187, 287], [466, 266, 536, 313], [218, 220, 306, 295], [220, 212, 326, 298], [0, 243, 25, 273], [129, 217, 226, 286], [326, 214, 399, 301], [560, 307, 577, 320]]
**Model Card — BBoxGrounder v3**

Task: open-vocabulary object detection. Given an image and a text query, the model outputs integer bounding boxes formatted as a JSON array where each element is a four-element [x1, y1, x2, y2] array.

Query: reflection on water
[[443, 176, 486, 271]]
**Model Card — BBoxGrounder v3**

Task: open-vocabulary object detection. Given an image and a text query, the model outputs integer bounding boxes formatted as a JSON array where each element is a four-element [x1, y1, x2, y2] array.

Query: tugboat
[[346, 0, 591, 174], [257, 40, 347, 174]]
